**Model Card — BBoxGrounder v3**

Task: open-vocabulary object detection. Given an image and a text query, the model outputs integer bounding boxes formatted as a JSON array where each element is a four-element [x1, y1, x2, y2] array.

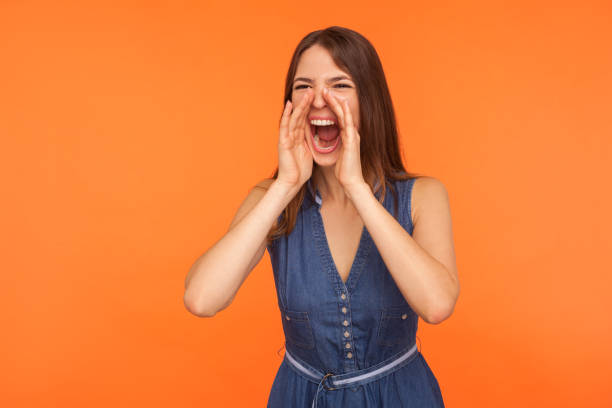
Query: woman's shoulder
[[393, 173, 444, 191], [230, 178, 276, 230], [252, 178, 275, 191], [409, 176, 449, 229], [389, 173, 420, 194], [390, 174, 445, 230], [249, 178, 281, 230]]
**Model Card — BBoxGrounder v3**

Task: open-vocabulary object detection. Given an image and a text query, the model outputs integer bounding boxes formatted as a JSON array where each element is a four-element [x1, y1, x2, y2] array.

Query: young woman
[[184, 26, 459, 407]]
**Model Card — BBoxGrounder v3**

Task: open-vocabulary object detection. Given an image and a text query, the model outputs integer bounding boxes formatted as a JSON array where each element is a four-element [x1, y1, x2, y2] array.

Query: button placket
[[339, 290, 354, 362]]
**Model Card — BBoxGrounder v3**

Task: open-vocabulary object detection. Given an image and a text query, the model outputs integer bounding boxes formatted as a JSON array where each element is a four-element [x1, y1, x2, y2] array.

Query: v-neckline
[[327, 220, 367, 286], [310, 186, 371, 290]]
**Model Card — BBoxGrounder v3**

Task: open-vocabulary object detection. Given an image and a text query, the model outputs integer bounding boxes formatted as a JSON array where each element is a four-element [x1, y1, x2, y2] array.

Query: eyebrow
[[293, 75, 352, 84]]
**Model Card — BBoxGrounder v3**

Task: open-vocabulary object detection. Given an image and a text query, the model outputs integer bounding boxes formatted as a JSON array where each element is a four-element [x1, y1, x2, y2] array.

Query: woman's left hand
[[323, 88, 366, 194]]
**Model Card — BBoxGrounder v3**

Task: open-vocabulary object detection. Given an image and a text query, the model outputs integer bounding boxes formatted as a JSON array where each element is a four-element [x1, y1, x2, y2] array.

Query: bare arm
[[183, 179, 297, 317], [346, 177, 459, 325], [184, 90, 316, 317]]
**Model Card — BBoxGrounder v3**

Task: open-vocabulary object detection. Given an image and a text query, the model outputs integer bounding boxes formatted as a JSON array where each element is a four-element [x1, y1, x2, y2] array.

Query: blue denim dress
[[266, 176, 445, 407]]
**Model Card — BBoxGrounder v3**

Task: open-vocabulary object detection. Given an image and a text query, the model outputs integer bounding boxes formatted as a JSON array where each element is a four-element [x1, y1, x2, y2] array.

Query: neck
[[312, 165, 375, 208], [312, 166, 347, 207]]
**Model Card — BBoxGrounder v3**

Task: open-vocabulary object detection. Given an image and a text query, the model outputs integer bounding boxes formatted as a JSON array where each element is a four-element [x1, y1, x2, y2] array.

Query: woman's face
[[292, 44, 360, 168]]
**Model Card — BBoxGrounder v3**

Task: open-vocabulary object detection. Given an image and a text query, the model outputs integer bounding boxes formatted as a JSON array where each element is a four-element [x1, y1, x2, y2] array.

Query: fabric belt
[[283, 342, 419, 408]]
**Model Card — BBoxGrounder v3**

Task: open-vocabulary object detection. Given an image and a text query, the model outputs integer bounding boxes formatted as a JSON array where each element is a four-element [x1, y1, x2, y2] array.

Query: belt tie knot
[[312, 372, 337, 408]]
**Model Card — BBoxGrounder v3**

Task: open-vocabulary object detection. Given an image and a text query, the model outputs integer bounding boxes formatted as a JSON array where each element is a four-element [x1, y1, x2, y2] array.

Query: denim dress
[[266, 176, 445, 407]]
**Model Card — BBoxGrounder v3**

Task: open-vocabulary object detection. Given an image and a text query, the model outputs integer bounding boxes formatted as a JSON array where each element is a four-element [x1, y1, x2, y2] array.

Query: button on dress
[[266, 175, 445, 407]]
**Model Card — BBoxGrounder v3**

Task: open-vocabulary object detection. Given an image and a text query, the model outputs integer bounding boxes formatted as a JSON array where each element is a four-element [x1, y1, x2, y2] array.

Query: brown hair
[[266, 26, 424, 245]]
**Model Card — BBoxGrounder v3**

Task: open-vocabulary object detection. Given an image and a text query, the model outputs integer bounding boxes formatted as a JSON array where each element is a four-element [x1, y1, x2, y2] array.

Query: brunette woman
[[184, 26, 458, 407]]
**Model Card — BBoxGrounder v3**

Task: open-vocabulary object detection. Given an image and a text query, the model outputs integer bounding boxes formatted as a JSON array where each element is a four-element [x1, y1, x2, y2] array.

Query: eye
[[334, 83, 351, 88], [294, 84, 309, 90]]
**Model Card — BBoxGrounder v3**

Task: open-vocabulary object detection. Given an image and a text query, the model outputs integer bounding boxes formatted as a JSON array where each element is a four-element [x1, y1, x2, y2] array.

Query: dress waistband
[[284, 342, 419, 408]]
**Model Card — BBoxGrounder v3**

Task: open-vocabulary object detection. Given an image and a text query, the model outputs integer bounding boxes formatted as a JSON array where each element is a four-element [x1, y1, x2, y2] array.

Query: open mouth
[[309, 123, 340, 153]]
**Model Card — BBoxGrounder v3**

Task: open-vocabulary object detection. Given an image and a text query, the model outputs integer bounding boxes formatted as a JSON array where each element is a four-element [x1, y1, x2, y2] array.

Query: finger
[[279, 100, 292, 133], [288, 91, 312, 139], [291, 92, 313, 142], [339, 98, 357, 147], [323, 88, 345, 129], [297, 90, 313, 126], [278, 100, 293, 146], [342, 98, 355, 133], [334, 94, 355, 147]]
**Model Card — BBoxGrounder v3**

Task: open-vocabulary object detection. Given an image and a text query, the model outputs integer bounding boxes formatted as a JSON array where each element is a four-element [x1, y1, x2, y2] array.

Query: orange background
[[1, 1, 611, 407]]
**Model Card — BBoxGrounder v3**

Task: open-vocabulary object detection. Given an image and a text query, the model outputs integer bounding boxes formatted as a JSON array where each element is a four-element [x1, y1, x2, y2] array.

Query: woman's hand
[[276, 90, 314, 191], [323, 88, 366, 194]]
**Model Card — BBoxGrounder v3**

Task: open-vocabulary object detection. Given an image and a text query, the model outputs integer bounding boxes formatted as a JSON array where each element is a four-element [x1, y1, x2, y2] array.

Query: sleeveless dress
[[266, 175, 445, 407]]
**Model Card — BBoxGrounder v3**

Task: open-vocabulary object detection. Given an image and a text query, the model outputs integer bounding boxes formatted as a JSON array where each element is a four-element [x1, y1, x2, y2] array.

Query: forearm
[[184, 180, 297, 316], [346, 183, 457, 324]]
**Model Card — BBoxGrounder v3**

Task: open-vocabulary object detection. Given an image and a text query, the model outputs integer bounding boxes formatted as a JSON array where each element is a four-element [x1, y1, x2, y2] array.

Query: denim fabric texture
[[266, 174, 445, 407]]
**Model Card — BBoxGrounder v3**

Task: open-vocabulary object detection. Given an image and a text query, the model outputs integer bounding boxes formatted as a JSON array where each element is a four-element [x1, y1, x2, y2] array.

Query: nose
[[310, 85, 328, 109]]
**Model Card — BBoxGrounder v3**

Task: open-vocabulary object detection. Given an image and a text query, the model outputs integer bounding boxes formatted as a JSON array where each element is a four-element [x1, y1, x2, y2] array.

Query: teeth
[[310, 119, 335, 126]]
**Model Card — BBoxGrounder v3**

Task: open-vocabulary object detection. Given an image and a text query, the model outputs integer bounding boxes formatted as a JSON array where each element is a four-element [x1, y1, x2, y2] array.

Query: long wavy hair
[[266, 26, 424, 245]]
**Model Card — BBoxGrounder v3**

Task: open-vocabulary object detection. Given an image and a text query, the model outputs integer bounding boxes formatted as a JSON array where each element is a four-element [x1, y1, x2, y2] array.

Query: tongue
[[317, 125, 339, 140]]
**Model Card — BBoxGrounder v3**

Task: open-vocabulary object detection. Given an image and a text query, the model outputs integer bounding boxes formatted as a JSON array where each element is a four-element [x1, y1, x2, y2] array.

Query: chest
[[319, 206, 364, 284]]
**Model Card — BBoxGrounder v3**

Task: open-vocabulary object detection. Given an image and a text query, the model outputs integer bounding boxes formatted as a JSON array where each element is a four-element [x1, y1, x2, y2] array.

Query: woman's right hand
[[276, 90, 314, 191]]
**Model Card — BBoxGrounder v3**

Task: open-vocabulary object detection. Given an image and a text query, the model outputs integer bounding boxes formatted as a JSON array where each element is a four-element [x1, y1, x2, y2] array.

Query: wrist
[[345, 180, 371, 202], [271, 178, 300, 200]]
